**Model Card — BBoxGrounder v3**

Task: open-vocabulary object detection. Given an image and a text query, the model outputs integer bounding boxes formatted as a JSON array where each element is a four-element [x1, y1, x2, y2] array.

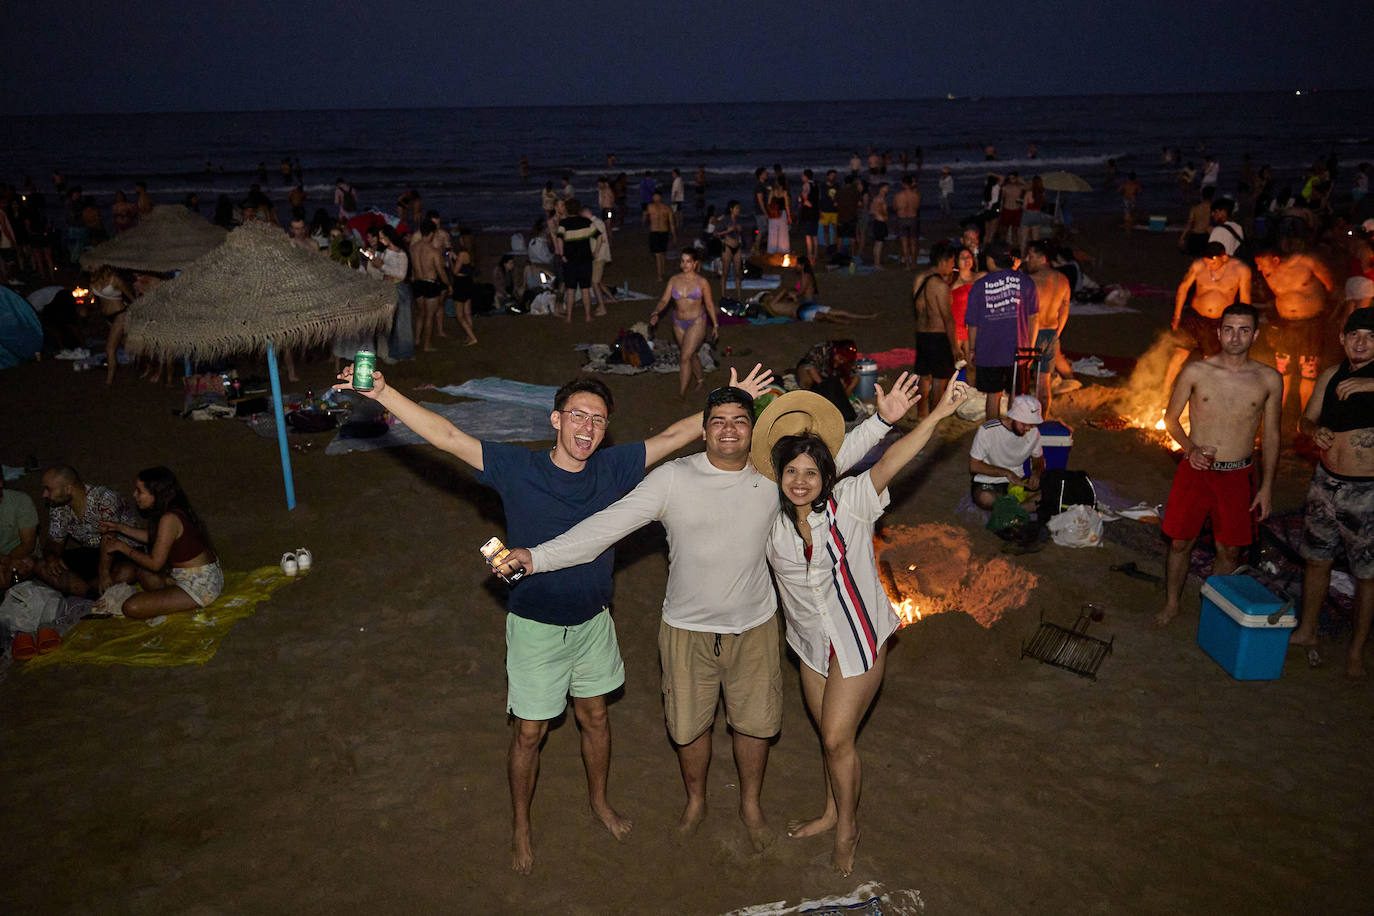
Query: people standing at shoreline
[[1157, 304, 1281, 627], [998, 172, 1025, 246], [797, 169, 820, 262], [670, 169, 685, 214], [1119, 172, 1143, 231], [939, 167, 954, 218], [334, 178, 356, 221], [758, 377, 969, 876], [556, 198, 603, 323], [819, 169, 840, 252], [1180, 187, 1215, 257], [836, 176, 862, 256], [410, 220, 453, 351], [752, 167, 770, 256], [648, 248, 718, 398], [767, 177, 792, 255], [645, 191, 675, 282], [893, 175, 921, 269], [693, 165, 706, 213], [1290, 309, 1374, 677], [718, 200, 744, 302], [334, 365, 773, 874]]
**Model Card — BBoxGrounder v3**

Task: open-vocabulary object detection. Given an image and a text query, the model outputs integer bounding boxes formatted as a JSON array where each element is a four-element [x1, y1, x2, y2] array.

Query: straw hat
[[750, 390, 845, 481]]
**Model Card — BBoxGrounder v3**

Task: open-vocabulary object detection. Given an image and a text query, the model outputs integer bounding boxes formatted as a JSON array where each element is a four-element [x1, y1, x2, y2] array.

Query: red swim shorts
[[1161, 458, 1256, 546]]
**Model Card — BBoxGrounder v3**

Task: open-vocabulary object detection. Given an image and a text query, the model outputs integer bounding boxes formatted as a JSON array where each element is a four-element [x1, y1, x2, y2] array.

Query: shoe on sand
[[36, 627, 61, 654], [11, 632, 37, 660], [281, 552, 299, 576], [294, 548, 312, 572]]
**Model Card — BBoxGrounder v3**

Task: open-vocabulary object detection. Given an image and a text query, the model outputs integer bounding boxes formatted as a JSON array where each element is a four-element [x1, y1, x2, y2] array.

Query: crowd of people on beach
[[4, 138, 1374, 884]]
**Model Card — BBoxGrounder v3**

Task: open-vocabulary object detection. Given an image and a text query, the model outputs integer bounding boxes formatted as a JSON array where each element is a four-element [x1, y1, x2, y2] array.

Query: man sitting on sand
[[334, 364, 773, 875], [37, 466, 138, 598], [1164, 241, 1253, 396], [1157, 304, 1281, 626], [501, 384, 902, 852], [1290, 309, 1374, 677], [0, 476, 39, 590], [1254, 246, 1335, 421], [968, 395, 1044, 509]]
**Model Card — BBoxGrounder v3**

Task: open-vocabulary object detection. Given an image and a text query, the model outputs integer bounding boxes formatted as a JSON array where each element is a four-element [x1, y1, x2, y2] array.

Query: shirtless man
[[912, 244, 957, 417], [1179, 187, 1215, 257], [1024, 240, 1072, 416], [867, 183, 889, 268], [1156, 304, 1282, 626], [1119, 173, 1143, 230], [893, 175, 922, 269], [135, 181, 153, 217], [1164, 242, 1253, 396], [998, 172, 1025, 246], [646, 191, 675, 282], [410, 221, 452, 352], [1254, 246, 1335, 419], [1290, 309, 1374, 677], [287, 218, 316, 254]]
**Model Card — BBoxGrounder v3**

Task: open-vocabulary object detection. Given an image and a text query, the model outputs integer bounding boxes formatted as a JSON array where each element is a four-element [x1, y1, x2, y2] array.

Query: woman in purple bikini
[[648, 247, 719, 399]]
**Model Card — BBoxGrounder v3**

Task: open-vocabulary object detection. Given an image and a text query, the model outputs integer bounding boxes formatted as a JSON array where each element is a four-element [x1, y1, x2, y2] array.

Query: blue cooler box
[[1197, 575, 1295, 680], [1024, 420, 1073, 475]]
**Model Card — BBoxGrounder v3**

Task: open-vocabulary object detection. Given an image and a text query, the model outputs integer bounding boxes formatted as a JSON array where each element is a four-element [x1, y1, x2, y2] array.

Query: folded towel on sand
[[327, 401, 551, 453], [433, 377, 558, 410], [21, 567, 296, 670]]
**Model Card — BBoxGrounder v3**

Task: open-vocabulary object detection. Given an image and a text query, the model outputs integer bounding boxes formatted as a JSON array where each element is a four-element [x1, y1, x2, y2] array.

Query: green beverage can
[[352, 348, 377, 391]]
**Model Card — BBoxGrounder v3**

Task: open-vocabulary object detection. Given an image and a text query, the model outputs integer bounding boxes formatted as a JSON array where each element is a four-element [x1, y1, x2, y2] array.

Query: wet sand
[[1, 215, 1369, 914]]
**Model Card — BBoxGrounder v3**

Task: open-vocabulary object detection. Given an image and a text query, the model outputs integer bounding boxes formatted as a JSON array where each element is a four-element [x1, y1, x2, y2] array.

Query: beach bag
[[1047, 504, 1103, 548], [0, 581, 62, 634], [1038, 469, 1097, 520], [528, 236, 554, 264], [529, 291, 556, 316], [614, 330, 654, 368]]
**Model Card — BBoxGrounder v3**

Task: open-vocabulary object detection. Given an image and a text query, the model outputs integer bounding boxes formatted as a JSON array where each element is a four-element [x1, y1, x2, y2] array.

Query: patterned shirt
[[47, 484, 138, 549]]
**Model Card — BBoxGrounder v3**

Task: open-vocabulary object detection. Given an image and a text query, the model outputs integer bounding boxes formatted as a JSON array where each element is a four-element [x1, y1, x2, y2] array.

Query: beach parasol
[[79, 205, 227, 273], [346, 210, 411, 238], [126, 221, 396, 510], [1037, 171, 1093, 223]]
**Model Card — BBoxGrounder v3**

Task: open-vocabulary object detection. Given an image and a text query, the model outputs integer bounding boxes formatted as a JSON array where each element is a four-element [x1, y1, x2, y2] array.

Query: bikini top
[[673, 284, 702, 300], [1318, 359, 1374, 433]]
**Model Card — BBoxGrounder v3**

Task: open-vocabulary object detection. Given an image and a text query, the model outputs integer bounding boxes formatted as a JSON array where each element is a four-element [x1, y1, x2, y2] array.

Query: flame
[[891, 596, 921, 626], [72, 286, 89, 299], [781, 254, 792, 267]]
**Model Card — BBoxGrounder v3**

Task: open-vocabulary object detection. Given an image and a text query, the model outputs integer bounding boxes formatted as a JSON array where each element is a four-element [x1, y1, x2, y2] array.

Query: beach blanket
[[720, 882, 924, 915], [611, 287, 654, 302], [740, 276, 782, 291], [863, 348, 916, 371], [433, 378, 558, 410], [22, 566, 296, 671], [326, 401, 551, 453]]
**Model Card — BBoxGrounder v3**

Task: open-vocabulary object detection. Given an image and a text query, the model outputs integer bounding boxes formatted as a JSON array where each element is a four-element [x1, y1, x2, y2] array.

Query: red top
[[951, 283, 972, 342], [166, 509, 209, 565]]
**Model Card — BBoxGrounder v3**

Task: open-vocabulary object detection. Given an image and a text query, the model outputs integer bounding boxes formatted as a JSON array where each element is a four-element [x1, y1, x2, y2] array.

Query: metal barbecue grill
[[1021, 605, 1113, 679]]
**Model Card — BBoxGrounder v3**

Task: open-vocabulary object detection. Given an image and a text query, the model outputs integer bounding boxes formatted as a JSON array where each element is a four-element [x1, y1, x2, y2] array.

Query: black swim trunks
[[412, 278, 445, 298], [975, 364, 1013, 394], [914, 332, 955, 379], [564, 260, 593, 290], [871, 220, 888, 242], [649, 231, 669, 253], [1172, 307, 1222, 356]]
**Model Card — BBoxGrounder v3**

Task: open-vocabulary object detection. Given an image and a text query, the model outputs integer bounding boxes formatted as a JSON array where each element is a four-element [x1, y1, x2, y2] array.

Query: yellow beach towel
[[24, 566, 296, 670]]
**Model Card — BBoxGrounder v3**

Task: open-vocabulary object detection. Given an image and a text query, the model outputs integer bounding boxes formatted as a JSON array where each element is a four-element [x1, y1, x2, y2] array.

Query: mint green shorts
[[505, 608, 625, 721]]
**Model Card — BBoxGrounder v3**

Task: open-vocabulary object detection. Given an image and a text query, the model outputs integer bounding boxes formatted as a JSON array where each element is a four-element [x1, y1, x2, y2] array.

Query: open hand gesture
[[729, 362, 775, 400], [875, 371, 921, 424], [333, 365, 388, 399]]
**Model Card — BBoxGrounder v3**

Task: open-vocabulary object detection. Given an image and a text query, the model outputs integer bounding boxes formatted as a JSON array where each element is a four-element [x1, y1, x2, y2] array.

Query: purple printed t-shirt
[[965, 269, 1039, 368]]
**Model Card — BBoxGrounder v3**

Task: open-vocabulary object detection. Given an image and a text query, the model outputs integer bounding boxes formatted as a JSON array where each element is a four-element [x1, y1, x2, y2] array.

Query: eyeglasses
[[559, 408, 609, 429]]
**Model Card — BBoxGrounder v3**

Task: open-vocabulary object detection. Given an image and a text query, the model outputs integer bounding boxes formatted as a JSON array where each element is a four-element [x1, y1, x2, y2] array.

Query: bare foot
[[832, 828, 861, 877], [677, 797, 706, 835], [511, 830, 534, 875], [742, 807, 774, 852], [1154, 605, 1180, 627], [1347, 655, 1366, 679], [786, 812, 836, 838], [464, 339, 478, 347], [593, 803, 633, 842], [593, 308, 607, 317]]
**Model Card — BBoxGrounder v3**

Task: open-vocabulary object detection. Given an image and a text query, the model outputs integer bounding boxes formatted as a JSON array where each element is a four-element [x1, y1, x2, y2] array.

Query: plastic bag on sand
[[1047, 505, 1103, 548], [0, 580, 63, 632]]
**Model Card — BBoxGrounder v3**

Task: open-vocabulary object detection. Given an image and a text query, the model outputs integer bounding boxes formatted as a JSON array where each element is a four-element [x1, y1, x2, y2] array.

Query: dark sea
[[4, 91, 1371, 232]]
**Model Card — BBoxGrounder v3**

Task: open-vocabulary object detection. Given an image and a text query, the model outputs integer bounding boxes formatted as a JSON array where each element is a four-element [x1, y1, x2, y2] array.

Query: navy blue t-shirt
[[476, 440, 645, 626]]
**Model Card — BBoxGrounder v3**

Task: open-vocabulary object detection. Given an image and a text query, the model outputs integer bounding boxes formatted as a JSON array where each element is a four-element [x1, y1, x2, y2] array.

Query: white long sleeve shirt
[[529, 414, 891, 633]]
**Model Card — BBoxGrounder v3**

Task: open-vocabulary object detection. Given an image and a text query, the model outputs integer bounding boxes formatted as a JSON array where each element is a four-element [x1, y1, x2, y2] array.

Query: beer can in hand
[[352, 349, 376, 391]]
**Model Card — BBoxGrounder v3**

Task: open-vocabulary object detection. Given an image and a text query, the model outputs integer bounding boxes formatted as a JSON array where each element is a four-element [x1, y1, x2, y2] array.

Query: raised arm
[[642, 363, 774, 466], [869, 379, 969, 494], [333, 367, 484, 470], [522, 467, 673, 574], [835, 371, 918, 473]]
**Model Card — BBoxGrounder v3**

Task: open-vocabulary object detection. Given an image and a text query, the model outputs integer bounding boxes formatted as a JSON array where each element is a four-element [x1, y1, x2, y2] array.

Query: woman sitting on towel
[[648, 247, 719, 399], [97, 467, 223, 619], [756, 376, 969, 876]]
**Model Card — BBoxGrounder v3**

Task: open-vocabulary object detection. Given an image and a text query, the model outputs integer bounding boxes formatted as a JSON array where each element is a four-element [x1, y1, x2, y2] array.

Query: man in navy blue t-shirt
[[336, 363, 771, 874]]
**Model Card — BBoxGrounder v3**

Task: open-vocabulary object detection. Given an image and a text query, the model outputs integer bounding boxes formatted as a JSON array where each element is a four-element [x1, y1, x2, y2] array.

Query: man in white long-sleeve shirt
[[506, 386, 898, 848]]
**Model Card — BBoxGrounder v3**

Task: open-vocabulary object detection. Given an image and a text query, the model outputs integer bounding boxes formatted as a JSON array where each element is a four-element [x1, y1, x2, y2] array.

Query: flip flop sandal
[[36, 627, 62, 654], [10, 632, 37, 660]]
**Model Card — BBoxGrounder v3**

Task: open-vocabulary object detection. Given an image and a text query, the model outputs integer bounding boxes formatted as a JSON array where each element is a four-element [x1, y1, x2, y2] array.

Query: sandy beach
[[2, 215, 1370, 915]]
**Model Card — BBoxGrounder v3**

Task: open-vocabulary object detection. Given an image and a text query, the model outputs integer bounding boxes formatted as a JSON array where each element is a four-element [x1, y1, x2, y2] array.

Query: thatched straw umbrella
[[79, 205, 227, 273], [126, 221, 397, 510]]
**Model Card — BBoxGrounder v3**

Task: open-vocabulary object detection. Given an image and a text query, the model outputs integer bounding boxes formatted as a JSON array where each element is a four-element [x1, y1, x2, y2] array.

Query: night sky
[[2, 0, 1367, 114]]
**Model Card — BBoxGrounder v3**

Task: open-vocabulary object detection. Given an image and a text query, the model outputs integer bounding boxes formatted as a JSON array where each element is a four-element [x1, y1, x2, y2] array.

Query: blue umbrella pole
[[266, 340, 297, 510]]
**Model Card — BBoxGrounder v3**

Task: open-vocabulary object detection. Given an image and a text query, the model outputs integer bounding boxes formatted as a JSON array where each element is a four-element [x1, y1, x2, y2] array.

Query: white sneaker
[[294, 548, 312, 572], [281, 552, 299, 576]]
